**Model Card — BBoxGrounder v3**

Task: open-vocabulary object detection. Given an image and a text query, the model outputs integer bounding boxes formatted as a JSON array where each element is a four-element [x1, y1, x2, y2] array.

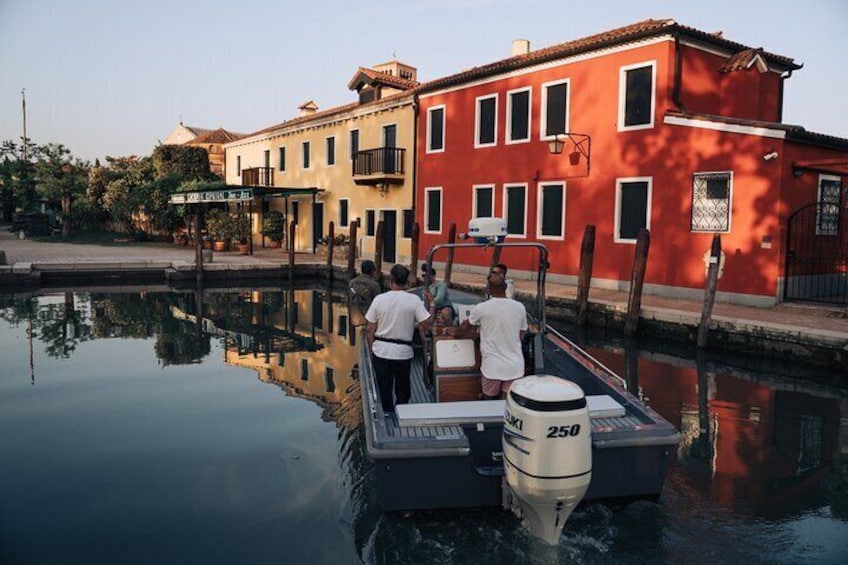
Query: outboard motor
[[502, 375, 592, 544]]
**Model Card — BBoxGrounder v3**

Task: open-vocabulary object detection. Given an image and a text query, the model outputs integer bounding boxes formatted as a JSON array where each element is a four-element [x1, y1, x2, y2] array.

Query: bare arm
[[446, 319, 478, 339], [366, 321, 377, 348]]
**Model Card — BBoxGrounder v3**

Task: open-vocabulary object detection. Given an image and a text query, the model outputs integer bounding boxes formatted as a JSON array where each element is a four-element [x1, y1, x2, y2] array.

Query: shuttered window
[[474, 185, 494, 218], [426, 188, 442, 233], [617, 179, 650, 241], [622, 64, 654, 128], [539, 183, 564, 238], [476, 95, 497, 146], [504, 184, 526, 236], [544, 81, 568, 137], [508, 88, 530, 142]]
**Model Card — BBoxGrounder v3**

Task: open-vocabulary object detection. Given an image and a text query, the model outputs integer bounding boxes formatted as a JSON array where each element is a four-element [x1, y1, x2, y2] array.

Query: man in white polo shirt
[[366, 264, 430, 413]]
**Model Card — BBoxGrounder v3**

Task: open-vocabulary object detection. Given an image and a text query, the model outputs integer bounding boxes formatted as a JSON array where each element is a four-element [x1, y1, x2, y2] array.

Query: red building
[[415, 19, 848, 306]]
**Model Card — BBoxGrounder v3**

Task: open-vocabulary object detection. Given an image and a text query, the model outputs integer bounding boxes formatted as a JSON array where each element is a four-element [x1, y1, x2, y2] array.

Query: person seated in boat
[[366, 264, 431, 413], [430, 304, 457, 336], [421, 265, 450, 311], [446, 272, 527, 399], [492, 263, 515, 299]]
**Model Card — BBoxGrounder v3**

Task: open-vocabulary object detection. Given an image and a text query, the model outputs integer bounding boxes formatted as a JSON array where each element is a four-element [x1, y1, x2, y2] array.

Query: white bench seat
[[396, 394, 625, 427]]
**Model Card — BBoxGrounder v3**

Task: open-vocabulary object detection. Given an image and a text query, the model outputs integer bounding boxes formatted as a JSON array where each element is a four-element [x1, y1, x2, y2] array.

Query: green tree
[[100, 155, 156, 234], [33, 143, 90, 238], [152, 144, 216, 181], [0, 139, 39, 219]]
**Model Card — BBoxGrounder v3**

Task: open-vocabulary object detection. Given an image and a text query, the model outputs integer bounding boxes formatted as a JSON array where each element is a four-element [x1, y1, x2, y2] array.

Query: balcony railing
[[241, 167, 274, 187], [352, 147, 406, 177]]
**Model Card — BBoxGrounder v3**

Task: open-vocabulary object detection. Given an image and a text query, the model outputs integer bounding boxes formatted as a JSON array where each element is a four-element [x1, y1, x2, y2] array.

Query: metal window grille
[[691, 173, 731, 232], [816, 180, 842, 235]]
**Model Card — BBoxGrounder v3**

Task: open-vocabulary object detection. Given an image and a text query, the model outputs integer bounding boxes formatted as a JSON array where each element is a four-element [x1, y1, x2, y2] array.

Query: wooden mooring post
[[409, 222, 420, 286], [698, 234, 722, 348], [288, 221, 297, 273], [326, 221, 335, 280], [194, 212, 203, 284], [624, 228, 650, 337], [347, 221, 358, 277], [444, 223, 457, 287], [576, 225, 595, 326]]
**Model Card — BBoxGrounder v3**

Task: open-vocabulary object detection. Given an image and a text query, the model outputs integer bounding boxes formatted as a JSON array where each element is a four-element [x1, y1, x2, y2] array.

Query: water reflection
[[1, 288, 846, 563]]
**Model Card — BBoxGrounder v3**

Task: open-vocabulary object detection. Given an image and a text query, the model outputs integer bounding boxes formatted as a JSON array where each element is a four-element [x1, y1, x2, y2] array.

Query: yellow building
[[223, 61, 419, 264]]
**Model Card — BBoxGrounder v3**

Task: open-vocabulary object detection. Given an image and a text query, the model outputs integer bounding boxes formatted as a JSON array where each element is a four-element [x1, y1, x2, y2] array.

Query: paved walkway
[[1, 227, 846, 339]]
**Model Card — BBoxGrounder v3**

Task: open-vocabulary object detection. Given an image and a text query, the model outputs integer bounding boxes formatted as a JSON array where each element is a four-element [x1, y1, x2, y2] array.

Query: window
[[816, 175, 842, 235], [691, 172, 732, 233], [326, 136, 335, 166], [425, 187, 442, 233], [475, 94, 497, 147], [291, 201, 299, 225], [311, 291, 323, 330], [503, 184, 527, 237], [615, 177, 652, 242], [300, 359, 309, 381], [473, 184, 494, 218], [619, 61, 656, 130], [507, 87, 531, 143], [538, 182, 565, 239], [302, 141, 310, 169], [324, 367, 336, 393], [402, 209, 414, 238], [541, 80, 569, 139], [350, 129, 359, 160], [339, 198, 349, 227], [236, 155, 241, 176], [264, 149, 270, 168], [365, 209, 375, 236], [337, 315, 347, 338], [278, 147, 286, 172], [427, 105, 445, 153]]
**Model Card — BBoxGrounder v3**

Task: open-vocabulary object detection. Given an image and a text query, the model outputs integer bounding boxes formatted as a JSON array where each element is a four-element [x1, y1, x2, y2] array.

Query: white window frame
[[618, 60, 657, 132], [506, 86, 532, 144], [816, 174, 842, 236], [426, 105, 445, 154], [474, 94, 498, 148], [502, 183, 528, 238], [326, 136, 336, 167], [614, 176, 653, 243], [540, 79, 570, 141], [424, 187, 443, 234], [536, 181, 566, 240], [338, 198, 349, 228], [472, 184, 495, 218], [690, 170, 733, 234]]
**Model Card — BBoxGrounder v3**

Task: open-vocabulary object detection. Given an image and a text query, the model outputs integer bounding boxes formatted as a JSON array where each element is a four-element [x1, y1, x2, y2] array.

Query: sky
[[1, 0, 847, 163]]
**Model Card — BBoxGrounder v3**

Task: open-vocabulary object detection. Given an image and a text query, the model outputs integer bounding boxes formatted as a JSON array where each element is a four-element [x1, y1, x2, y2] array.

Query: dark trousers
[[373, 355, 412, 412]]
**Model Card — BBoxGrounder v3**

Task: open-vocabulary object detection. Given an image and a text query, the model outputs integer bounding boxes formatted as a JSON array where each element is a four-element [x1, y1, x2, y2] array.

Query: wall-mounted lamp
[[762, 151, 778, 161], [546, 132, 592, 177]]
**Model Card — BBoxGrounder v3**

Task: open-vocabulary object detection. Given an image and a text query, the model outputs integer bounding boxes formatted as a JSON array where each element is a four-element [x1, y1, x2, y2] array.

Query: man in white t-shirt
[[366, 264, 431, 413], [448, 272, 527, 399]]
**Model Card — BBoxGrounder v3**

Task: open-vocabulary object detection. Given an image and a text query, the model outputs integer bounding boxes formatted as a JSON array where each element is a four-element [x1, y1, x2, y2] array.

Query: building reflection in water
[[571, 332, 848, 521]]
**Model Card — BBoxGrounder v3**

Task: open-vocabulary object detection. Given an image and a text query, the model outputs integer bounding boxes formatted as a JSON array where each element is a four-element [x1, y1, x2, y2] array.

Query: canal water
[[1, 286, 846, 564]]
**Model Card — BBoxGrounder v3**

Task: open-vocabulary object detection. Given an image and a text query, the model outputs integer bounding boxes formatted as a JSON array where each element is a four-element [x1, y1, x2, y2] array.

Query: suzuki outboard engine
[[503, 375, 592, 544]]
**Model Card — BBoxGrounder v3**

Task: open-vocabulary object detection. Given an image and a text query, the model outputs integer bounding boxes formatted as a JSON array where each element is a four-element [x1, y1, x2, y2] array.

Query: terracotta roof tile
[[416, 18, 800, 94], [719, 48, 765, 72], [348, 67, 420, 91], [190, 128, 246, 144]]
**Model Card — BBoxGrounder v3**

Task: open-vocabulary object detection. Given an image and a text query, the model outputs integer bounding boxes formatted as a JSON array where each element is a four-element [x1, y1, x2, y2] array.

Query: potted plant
[[260, 211, 285, 248], [233, 213, 251, 255], [205, 209, 231, 251]]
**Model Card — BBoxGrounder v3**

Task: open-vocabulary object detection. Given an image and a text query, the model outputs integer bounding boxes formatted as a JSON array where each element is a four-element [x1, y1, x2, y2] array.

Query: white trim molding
[[664, 115, 788, 139]]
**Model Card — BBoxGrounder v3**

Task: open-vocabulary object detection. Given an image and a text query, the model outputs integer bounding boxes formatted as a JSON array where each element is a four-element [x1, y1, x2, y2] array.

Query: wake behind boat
[[357, 219, 680, 543]]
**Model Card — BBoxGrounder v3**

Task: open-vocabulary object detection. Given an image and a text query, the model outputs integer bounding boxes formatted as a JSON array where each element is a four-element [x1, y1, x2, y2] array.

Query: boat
[[357, 219, 680, 543]]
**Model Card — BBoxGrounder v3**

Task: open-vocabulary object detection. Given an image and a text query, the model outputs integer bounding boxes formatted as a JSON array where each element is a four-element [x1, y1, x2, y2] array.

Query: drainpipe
[[777, 66, 799, 123], [673, 31, 686, 113], [411, 93, 419, 239]]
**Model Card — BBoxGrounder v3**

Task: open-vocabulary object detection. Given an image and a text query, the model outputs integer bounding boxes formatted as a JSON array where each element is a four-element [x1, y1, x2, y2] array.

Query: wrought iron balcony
[[352, 147, 406, 187], [241, 167, 274, 187]]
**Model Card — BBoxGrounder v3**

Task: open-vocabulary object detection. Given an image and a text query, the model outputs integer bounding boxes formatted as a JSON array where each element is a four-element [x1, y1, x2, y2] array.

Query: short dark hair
[[487, 272, 507, 291], [360, 260, 376, 275], [494, 263, 508, 275], [390, 264, 410, 286]]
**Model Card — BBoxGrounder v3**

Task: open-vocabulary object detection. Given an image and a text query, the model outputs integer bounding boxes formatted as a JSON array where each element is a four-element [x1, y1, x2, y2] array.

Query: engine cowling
[[503, 375, 592, 544]]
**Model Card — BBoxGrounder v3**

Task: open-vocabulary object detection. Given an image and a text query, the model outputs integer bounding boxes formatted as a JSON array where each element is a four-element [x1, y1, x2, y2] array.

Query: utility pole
[[22, 88, 28, 160]]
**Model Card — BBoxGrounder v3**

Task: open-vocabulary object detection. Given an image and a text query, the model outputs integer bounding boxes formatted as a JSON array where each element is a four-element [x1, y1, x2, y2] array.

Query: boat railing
[[545, 324, 629, 392]]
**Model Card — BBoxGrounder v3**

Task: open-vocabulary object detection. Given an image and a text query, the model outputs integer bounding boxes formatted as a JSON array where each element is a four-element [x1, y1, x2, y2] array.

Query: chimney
[[298, 100, 319, 117], [512, 39, 530, 56]]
